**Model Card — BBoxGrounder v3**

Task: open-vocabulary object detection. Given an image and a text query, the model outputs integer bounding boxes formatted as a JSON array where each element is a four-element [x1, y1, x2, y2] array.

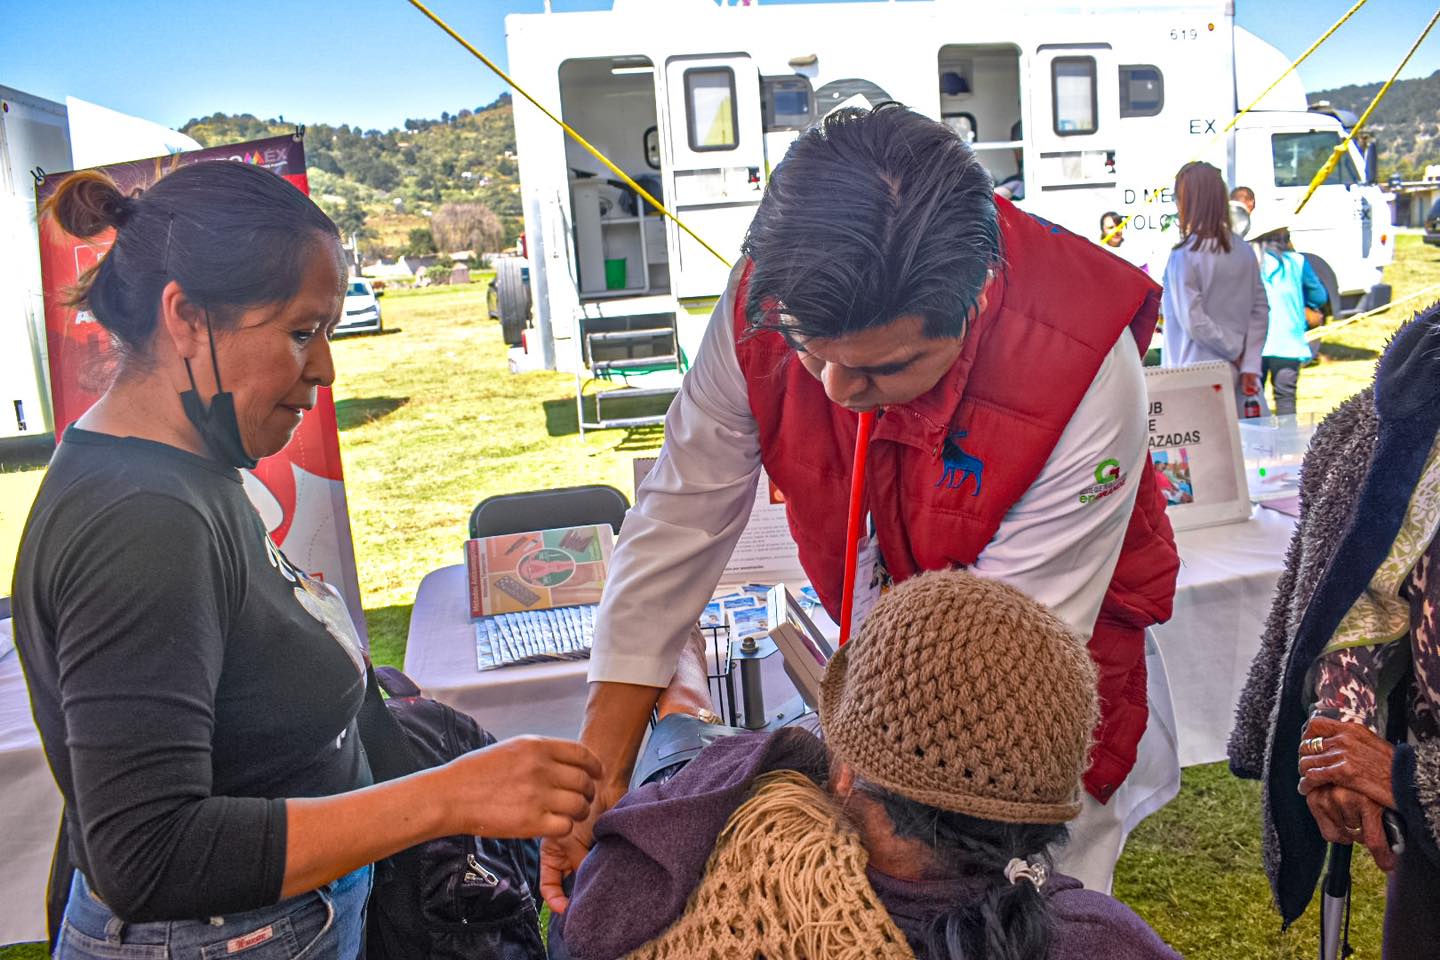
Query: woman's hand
[[538, 680, 662, 914], [1298, 715, 1396, 809], [440, 736, 601, 839], [1303, 784, 1397, 872], [538, 778, 630, 914], [1240, 371, 1262, 396], [1298, 716, 1398, 871]]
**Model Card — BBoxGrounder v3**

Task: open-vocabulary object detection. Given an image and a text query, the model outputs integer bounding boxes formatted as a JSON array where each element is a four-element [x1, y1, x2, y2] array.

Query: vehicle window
[[1119, 65, 1163, 118], [1052, 57, 1097, 135], [348, 281, 370, 296], [1271, 131, 1359, 188], [684, 68, 738, 151], [762, 75, 814, 131]]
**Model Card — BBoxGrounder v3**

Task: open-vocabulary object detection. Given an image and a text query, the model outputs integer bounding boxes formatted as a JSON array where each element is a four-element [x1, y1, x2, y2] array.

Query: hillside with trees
[[182, 68, 1440, 259], [181, 94, 521, 258], [1311, 70, 1440, 181]]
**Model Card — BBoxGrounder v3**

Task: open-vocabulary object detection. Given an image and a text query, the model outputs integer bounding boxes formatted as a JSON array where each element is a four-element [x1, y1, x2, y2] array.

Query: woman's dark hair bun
[[43, 158, 340, 363], [43, 169, 136, 238]]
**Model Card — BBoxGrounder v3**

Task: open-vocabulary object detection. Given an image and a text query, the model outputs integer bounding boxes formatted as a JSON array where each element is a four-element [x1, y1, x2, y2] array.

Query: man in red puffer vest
[[541, 104, 1179, 911]]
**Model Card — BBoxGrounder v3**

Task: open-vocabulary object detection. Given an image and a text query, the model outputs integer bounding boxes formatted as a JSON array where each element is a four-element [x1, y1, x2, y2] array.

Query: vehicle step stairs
[[579, 414, 672, 431], [592, 354, 680, 376], [585, 327, 675, 345]]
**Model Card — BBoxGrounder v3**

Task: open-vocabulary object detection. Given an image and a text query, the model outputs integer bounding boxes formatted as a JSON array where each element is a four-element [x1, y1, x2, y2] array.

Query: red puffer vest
[[734, 198, 1179, 802]]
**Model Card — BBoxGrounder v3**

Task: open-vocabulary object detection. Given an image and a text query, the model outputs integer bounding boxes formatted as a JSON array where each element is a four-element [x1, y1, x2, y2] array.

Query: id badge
[[848, 533, 885, 637]]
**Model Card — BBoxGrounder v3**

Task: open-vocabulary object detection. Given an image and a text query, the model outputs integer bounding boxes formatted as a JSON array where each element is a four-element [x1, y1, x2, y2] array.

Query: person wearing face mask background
[[541, 104, 1181, 908], [11, 162, 600, 960]]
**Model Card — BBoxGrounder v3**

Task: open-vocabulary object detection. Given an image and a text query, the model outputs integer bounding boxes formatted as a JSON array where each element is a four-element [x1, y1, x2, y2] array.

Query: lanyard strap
[[838, 411, 876, 646]]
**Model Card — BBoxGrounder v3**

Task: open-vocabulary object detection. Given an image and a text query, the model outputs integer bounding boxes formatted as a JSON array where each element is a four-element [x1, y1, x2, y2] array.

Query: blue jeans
[[56, 866, 371, 960]]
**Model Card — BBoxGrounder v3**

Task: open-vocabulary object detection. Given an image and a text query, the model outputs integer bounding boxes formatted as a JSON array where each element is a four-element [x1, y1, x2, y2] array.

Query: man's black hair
[[741, 102, 1002, 342]]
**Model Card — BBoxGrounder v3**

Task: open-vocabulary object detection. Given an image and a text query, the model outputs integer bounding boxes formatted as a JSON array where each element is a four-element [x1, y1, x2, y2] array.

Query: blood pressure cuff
[[632, 714, 748, 789]]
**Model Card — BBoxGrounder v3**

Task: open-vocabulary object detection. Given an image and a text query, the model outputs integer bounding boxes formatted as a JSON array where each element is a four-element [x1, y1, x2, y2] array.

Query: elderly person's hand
[[1298, 715, 1397, 871]]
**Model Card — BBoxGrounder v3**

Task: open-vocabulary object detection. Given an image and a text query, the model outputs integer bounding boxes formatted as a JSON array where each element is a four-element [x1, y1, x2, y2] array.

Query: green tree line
[[181, 94, 522, 258]]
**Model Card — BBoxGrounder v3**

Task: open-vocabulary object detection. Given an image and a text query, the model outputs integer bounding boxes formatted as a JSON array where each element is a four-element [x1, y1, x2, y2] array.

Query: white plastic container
[[1238, 413, 1319, 501]]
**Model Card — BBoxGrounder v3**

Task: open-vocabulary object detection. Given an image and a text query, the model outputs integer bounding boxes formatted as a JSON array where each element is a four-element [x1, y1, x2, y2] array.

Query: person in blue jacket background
[[1249, 208, 1330, 416]]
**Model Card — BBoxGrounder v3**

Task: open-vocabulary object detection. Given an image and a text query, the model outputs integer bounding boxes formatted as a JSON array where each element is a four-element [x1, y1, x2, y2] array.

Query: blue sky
[[3, 0, 1436, 133]]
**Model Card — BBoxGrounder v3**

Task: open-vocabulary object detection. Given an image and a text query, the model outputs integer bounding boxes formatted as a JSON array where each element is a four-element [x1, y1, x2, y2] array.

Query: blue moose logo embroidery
[[937, 431, 984, 496]]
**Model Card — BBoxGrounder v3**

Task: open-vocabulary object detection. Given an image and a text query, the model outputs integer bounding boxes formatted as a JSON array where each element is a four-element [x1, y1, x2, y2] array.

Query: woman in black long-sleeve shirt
[[12, 161, 600, 959]]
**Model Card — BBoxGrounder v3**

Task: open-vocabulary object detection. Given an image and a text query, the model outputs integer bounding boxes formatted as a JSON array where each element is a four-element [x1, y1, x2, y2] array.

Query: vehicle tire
[[495, 257, 530, 347], [1302, 254, 1342, 321]]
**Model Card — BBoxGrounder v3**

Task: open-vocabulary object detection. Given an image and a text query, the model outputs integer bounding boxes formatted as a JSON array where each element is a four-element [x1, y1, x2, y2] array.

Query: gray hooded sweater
[[1228, 303, 1440, 924]]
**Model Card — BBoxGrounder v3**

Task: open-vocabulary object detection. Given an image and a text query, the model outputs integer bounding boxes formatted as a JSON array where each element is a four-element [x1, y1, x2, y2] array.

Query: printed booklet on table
[[465, 524, 614, 671], [465, 524, 614, 618]]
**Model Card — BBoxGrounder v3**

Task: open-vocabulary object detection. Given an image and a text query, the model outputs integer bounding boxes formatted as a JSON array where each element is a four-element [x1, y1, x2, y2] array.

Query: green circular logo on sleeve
[[1094, 458, 1121, 484]]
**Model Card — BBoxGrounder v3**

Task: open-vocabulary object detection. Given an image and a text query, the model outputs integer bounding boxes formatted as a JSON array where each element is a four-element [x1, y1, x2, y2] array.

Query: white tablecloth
[[405, 506, 1296, 765], [0, 619, 63, 947], [1158, 507, 1296, 766]]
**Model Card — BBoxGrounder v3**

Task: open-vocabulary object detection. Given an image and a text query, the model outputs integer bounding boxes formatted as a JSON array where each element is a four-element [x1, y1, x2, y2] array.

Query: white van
[[503, 0, 1394, 424]]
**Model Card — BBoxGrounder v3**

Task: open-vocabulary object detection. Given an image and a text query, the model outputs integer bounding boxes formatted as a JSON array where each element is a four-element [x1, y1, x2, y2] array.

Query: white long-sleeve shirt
[[590, 279, 1149, 687]]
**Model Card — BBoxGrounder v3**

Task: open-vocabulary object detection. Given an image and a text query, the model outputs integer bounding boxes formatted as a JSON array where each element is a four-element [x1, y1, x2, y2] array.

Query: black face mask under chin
[[180, 315, 258, 470]]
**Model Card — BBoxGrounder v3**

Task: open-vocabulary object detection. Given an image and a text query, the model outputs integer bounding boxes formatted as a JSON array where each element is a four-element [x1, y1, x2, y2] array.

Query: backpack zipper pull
[[466, 852, 500, 887]]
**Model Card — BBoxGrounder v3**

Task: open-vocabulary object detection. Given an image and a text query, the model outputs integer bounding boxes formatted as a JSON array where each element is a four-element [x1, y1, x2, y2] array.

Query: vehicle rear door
[[661, 54, 765, 297], [1029, 44, 1119, 197]]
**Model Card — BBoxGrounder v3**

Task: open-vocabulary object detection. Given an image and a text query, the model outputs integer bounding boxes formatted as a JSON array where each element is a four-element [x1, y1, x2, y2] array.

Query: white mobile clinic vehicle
[[502, 0, 1394, 427], [0, 86, 198, 442]]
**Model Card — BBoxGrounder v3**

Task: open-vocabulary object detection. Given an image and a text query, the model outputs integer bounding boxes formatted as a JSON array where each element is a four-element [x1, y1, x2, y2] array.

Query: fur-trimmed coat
[[1228, 304, 1440, 924]]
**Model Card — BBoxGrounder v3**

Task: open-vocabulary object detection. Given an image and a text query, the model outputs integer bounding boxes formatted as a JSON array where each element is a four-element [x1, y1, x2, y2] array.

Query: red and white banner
[[35, 136, 368, 643]]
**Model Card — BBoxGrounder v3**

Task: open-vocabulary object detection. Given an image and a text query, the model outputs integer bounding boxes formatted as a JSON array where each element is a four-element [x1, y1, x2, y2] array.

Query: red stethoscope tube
[[838, 410, 876, 646]]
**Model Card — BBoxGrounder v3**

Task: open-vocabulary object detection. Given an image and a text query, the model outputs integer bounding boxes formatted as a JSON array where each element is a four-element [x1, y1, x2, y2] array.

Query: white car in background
[[337, 277, 382, 335]]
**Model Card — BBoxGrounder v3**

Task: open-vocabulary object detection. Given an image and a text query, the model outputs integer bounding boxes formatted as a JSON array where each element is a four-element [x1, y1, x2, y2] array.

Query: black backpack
[[358, 665, 545, 960]]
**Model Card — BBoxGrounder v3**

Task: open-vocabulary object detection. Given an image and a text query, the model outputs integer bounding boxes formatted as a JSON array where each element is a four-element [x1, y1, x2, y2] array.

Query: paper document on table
[[723, 468, 806, 584]]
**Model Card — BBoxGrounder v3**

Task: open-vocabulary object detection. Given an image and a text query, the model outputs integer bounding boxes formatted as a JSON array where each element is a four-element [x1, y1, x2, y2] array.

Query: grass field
[[3, 238, 1439, 956]]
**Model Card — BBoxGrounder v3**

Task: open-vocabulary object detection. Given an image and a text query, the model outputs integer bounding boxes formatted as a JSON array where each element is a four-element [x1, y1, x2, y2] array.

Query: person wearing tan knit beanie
[[548, 570, 1180, 960], [820, 568, 1098, 827]]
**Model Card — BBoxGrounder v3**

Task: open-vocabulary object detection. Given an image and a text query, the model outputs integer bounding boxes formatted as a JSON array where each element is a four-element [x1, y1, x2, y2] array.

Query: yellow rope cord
[[1294, 6, 1440, 215], [1101, 0, 1370, 245], [1304, 282, 1440, 343], [406, 0, 735, 268]]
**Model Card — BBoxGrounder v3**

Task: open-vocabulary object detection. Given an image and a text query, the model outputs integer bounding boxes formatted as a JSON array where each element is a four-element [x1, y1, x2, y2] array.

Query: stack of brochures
[[467, 524, 614, 672], [700, 584, 822, 635]]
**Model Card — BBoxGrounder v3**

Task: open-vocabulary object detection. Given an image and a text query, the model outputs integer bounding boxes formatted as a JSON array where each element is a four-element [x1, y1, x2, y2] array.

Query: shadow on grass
[[336, 396, 409, 432], [613, 425, 664, 451], [543, 390, 673, 452], [0, 433, 56, 471], [1317, 341, 1380, 361]]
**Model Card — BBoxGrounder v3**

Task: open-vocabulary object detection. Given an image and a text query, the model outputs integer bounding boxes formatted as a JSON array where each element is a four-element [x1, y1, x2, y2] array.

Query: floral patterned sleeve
[[1311, 553, 1425, 731], [1311, 642, 1402, 732]]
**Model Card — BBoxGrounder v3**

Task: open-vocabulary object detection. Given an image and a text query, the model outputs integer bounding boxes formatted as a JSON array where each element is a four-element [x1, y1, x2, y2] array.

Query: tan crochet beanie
[[818, 569, 1098, 824]]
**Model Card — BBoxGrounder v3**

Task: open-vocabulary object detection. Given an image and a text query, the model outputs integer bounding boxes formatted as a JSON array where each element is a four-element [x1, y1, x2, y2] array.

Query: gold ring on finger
[[1300, 736, 1326, 756]]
